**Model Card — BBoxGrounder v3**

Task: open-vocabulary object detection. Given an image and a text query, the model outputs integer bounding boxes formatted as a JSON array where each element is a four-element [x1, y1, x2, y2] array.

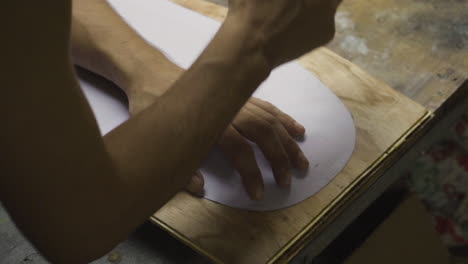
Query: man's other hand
[[129, 76, 309, 200], [219, 98, 309, 200]]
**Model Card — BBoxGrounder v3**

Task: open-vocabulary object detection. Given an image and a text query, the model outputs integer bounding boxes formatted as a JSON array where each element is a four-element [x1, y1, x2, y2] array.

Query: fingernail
[[294, 121, 305, 134], [299, 152, 309, 169], [254, 187, 264, 200]]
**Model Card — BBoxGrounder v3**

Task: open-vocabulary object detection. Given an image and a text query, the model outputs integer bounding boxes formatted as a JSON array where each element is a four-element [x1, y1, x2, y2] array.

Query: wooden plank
[[150, 1, 431, 263]]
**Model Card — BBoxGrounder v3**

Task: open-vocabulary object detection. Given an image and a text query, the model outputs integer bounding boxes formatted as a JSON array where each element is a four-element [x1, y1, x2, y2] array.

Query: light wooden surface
[[150, 1, 430, 263]]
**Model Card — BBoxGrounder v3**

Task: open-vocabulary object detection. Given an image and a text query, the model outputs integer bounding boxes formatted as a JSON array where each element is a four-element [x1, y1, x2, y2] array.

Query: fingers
[[218, 126, 264, 200], [232, 107, 292, 187], [217, 99, 309, 200], [249, 97, 305, 137], [185, 171, 205, 196], [246, 103, 309, 170]]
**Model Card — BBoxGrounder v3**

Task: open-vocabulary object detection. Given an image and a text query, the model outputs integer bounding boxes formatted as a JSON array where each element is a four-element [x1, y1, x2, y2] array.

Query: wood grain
[[151, 1, 430, 263]]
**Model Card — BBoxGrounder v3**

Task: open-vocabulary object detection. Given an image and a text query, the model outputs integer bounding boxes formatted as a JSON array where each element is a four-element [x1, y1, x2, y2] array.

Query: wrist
[[125, 48, 184, 97], [198, 15, 272, 86], [72, 28, 179, 95], [106, 41, 178, 92]]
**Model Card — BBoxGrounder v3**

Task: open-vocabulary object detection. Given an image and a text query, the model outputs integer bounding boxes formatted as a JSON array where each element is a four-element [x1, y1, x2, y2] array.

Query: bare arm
[[1, 0, 339, 263], [1, 2, 267, 263]]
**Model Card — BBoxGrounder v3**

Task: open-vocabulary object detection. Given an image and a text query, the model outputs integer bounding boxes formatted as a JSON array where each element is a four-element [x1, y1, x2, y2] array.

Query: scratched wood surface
[[328, 0, 468, 113], [149, 1, 430, 263]]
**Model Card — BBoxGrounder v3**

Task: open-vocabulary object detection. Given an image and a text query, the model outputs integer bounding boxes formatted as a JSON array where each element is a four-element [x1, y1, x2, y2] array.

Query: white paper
[[78, 0, 356, 211]]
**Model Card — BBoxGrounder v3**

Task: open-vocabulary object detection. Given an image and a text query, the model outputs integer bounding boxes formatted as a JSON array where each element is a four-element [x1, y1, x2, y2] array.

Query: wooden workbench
[[147, 1, 443, 263]]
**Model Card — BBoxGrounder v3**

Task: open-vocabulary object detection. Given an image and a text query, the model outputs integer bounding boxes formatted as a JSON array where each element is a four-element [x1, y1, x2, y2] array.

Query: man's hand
[[228, 0, 341, 67], [219, 98, 309, 200], [128, 68, 309, 200]]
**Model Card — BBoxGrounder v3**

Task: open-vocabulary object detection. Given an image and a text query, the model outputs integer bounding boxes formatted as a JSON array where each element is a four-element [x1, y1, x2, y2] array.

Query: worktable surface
[[1, 0, 467, 263], [329, 0, 468, 112]]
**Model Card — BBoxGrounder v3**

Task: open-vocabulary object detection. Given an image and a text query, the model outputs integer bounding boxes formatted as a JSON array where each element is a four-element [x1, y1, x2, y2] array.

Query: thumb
[[185, 171, 205, 196]]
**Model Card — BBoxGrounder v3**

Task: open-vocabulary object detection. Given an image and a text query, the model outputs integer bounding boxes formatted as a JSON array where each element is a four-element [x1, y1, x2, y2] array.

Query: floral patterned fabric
[[406, 114, 468, 247]]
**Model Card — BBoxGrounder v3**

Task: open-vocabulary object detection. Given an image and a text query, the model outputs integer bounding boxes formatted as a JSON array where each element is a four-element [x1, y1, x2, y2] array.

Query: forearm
[[71, 0, 178, 92]]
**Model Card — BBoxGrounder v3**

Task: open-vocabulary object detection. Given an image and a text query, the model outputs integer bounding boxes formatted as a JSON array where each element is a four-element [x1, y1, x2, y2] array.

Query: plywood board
[[149, 1, 432, 263]]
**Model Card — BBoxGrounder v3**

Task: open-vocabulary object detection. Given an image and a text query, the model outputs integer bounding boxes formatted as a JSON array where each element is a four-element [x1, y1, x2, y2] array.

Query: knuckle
[[233, 146, 255, 167], [264, 101, 276, 111], [268, 145, 290, 165], [277, 153, 291, 168], [224, 136, 252, 158], [219, 132, 244, 153], [257, 122, 276, 137], [285, 136, 297, 148], [236, 113, 256, 127], [265, 115, 280, 126]]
